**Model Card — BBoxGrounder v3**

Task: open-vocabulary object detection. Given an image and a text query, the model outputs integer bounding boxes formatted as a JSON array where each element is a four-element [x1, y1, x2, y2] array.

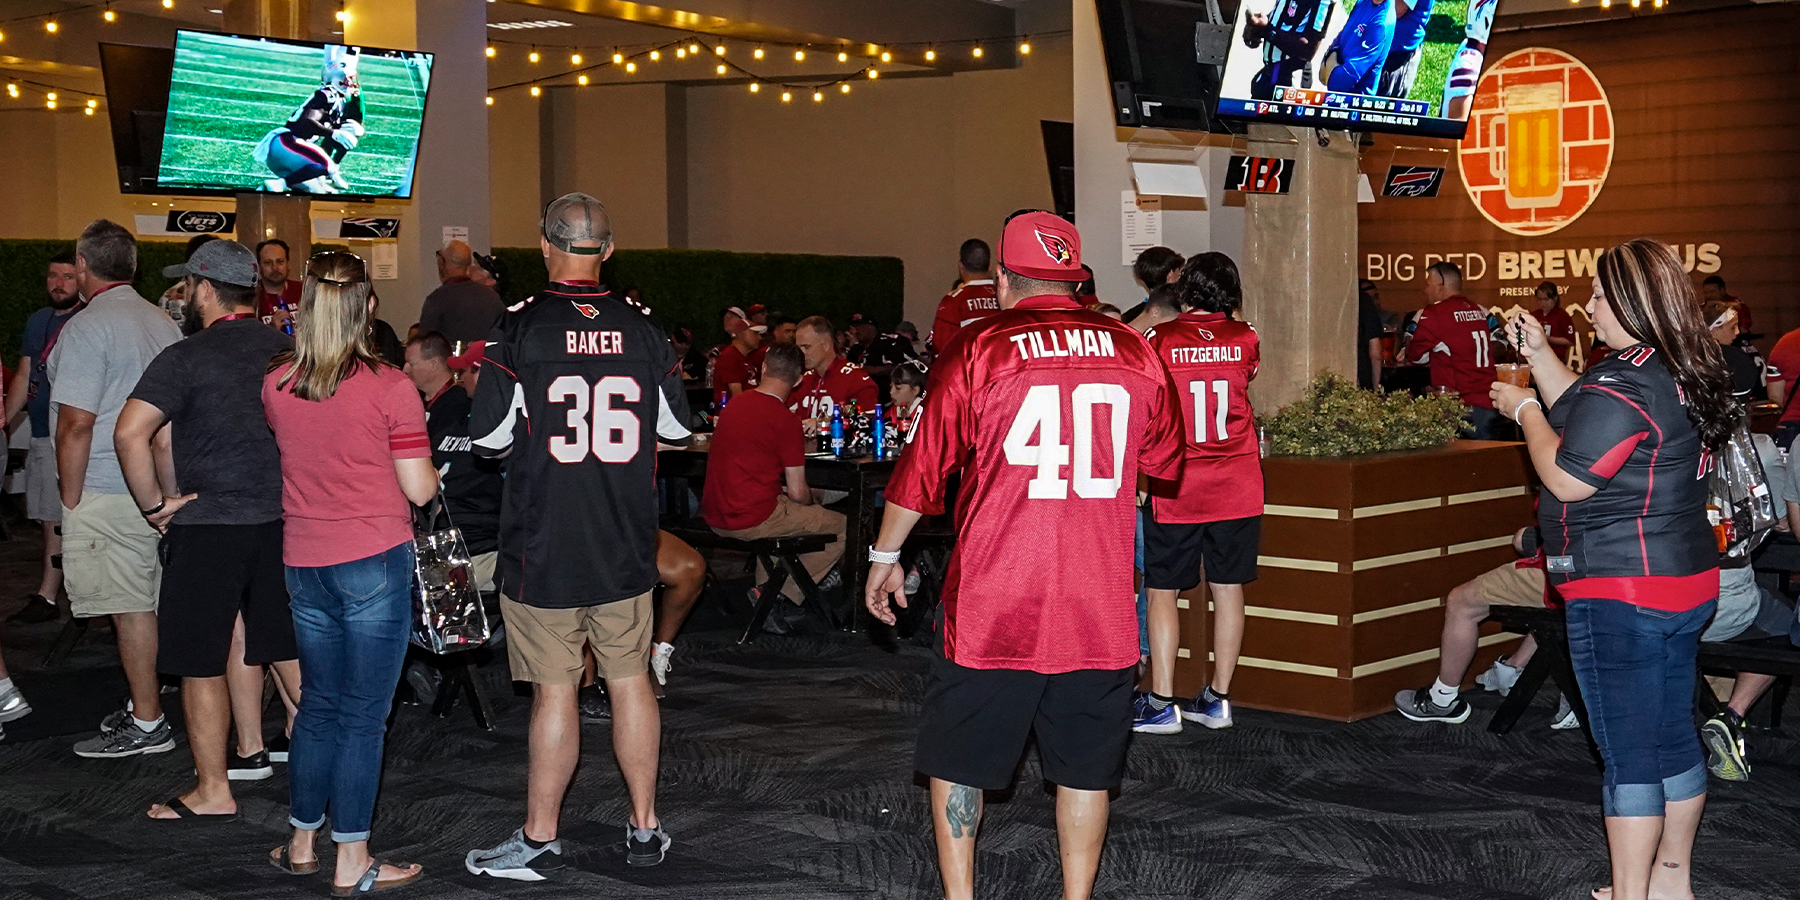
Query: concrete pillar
[[1239, 125, 1360, 411], [346, 0, 490, 331], [226, 0, 314, 262]]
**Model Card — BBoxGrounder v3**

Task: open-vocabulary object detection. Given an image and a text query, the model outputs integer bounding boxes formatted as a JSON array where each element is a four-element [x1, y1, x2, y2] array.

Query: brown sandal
[[269, 843, 318, 876], [331, 859, 422, 895]]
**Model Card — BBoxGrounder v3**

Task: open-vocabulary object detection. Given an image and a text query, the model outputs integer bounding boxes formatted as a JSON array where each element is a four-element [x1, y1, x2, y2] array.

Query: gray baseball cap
[[162, 239, 258, 287]]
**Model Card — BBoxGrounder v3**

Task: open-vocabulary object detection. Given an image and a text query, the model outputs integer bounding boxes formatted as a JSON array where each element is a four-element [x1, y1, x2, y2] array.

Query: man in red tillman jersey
[[866, 211, 1184, 900], [928, 238, 1000, 356], [1405, 260, 1502, 438], [1134, 251, 1264, 736]]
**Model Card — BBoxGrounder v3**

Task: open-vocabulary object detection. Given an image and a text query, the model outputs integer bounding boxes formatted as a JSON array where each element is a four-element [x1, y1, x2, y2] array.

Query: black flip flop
[[269, 843, 319, 876], [331, 859, 422, 896], [151, 796, 237, 822]]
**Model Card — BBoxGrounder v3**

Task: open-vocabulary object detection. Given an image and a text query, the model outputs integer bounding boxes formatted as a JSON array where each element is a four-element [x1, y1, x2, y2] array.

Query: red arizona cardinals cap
[[998, 210, 1083, 282]]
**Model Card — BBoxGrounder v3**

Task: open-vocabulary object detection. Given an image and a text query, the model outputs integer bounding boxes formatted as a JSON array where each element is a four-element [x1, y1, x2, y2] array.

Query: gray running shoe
[[626, 823, 671, 867], [0, 684, 31, 723], [1394, 687, 1471, 724], [73, 717, 175, 758], [465, 828, 564, 882], [99, 702, 131, 732]]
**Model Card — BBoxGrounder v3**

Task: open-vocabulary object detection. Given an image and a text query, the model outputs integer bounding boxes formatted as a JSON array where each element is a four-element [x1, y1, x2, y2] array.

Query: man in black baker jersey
[[465, 193, 691, 879]]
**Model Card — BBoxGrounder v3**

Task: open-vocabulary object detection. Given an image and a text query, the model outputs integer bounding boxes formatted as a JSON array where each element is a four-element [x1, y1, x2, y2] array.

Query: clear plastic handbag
[[1708, 425, 1779, 561], [410, 492, 491, 654]]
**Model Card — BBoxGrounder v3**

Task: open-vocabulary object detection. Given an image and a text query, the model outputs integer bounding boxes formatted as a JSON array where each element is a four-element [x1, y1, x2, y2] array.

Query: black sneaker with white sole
[[228, 749, 274, 781], [267, 731, 289, 763], [1702, 711, 1750, 781], [625, 823, 671, 867], [1393, 687, 1471, 724]]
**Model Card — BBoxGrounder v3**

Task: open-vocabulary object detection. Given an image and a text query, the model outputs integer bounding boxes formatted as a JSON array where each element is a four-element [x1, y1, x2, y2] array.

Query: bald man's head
[[437, 239, 474, 282]]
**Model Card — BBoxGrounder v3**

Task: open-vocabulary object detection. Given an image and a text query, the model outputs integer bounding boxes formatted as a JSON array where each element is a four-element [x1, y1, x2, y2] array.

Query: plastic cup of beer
[[1495, 363, 1531, 388]]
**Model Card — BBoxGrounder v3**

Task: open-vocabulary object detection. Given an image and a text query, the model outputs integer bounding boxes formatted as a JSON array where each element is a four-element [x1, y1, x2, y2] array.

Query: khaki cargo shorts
[[499, 591, 653, 684]]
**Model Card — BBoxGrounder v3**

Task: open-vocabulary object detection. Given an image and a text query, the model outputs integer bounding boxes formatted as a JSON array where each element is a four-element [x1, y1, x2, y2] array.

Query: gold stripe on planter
[[1266, 504, 1341, 520], [1213, 652, 1340, 678], [1258, 555, 1341, 573], [1447, 486, 1532, 505], [1242, 605, 1339, 626], [1351, 498, 1443, 518], [1351, 597, 1443, 624], [1446, 535, 1515, 555], [1352, 631, 1519, 677], [1351, 548, 1442, 572]]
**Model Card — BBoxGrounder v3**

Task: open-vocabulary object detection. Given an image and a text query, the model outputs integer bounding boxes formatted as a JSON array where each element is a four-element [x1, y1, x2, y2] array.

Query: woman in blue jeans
[[1493, 239, 1738, 900], [262, 251, 439, 895]]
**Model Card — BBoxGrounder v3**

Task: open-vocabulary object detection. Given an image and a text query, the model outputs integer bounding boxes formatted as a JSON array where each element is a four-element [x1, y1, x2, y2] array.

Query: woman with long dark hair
[[1492, 239, 1737, 900], [262, 252, 438, 895]]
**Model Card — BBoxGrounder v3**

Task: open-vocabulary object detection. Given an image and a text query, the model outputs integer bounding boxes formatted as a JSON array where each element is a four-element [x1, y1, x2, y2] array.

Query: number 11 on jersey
[[1188, 379, 1229, 443]]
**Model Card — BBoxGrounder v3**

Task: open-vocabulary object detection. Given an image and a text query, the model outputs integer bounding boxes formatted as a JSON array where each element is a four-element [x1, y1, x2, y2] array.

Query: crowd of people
[[0, 193, 1789, 900]]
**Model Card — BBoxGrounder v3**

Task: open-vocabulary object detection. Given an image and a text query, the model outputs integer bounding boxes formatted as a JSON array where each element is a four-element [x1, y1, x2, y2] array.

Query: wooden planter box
[[1170, 440, 1537, 721]]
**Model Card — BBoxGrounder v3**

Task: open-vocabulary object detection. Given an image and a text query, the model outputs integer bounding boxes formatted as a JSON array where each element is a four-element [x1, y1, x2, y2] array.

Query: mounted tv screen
[[1214, 0, 1500, 139], [1096, 0, 1243, 134], [98, 42, 176, 194], [156, 30, 433, 198]]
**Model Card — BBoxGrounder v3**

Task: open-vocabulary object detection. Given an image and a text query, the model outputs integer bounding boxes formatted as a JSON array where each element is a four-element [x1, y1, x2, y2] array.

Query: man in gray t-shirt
[[419, 239, 504, 344], [48, 220, 182, 760]]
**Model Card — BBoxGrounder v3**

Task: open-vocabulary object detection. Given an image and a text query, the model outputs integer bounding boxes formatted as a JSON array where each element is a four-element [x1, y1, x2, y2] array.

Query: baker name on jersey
[[437, 435, 472, 453], [1169, 345, 1243, 364], [1009, 329, 1117, 361], [566, 330, 626, 355]]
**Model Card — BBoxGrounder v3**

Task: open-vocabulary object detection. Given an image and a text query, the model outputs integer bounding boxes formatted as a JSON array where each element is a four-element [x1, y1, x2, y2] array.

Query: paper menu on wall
[[371, 242, 399, 281], [1121, 191, 1163, 266]]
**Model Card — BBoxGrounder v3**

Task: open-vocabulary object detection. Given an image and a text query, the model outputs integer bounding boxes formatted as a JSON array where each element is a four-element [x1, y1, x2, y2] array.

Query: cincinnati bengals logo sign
[[1035, 230, 1074, 266], [1459, 48, 1614, 237]]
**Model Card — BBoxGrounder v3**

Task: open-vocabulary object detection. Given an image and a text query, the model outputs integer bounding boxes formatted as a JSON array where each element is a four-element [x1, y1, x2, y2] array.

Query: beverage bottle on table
[[830, 407, 845, 458], [872, 404, 887, 460]]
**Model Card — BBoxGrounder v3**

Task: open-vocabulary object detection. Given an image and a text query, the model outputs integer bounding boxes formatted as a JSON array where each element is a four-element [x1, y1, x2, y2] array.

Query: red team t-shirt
[[702, 389, 806, 531], [789, 356, 879, 419], [929, 279, 1000, 354], [1407, 295, 1497, 409], [712, 343, 760, 407], [1144, 311, 1264, 523], [887, 296, 1185, 674], [1541, 307, 1578, 352]]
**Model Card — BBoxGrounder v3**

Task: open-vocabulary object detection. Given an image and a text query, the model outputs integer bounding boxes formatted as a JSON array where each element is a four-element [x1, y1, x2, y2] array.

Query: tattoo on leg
[[1662, 862, 1680, 869], [945, 784, 980, 840]]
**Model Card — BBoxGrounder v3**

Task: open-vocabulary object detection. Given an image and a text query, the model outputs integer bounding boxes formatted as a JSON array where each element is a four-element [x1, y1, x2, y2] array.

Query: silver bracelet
[[1513, 397, 1542, 421], [868, 546, 902, 565]]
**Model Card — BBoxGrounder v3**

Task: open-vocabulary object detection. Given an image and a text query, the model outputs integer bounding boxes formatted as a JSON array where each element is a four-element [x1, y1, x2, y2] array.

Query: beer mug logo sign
[[1458, 48, 1614, 237]]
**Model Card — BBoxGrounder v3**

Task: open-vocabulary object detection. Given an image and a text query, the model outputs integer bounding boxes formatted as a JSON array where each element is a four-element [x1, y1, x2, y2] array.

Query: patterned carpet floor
[[2, 568, 1798, 898]]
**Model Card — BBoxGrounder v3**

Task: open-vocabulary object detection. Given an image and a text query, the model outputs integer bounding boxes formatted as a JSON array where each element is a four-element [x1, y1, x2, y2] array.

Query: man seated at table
[[712, 319, 765, 409], [703, 343, 846, 623], [791, 316, 878, 427]]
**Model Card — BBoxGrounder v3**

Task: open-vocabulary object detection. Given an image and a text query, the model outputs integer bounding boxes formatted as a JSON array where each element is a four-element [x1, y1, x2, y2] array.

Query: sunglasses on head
[[307, 251, 369, 287]]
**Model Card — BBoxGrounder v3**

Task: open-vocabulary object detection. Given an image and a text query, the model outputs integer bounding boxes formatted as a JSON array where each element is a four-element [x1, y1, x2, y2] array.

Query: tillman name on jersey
[[565, 329, 626, 355], [1168, 345, 1244, 364], [1009, 328, 1117, 361]]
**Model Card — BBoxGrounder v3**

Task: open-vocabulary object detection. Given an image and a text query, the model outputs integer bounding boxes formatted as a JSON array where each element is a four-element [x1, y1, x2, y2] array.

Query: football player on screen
[[1376, 0, 1434, 99], [253, 47, 367, 195], [1319, 0, 1396, 96], [1441, 0, 1498, 119], [1241, 0, 1337, 101]]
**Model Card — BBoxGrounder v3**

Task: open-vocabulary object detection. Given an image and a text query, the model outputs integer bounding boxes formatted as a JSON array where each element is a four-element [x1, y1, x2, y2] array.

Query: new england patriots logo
[[1035, 230, 1074, 267], [573, 302, 600, 319]]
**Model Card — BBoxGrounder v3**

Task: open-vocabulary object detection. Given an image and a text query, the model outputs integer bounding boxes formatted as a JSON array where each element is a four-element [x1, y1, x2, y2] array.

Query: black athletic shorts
[[156, 521, 297, 678], [915, 653, 1134, 792], [1142, 514, 1261, 590]]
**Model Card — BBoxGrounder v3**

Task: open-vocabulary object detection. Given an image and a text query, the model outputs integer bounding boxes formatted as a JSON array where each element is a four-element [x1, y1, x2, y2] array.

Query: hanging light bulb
[[688, 42, 700, 55], [530, 84, 541, 97], [649, 49, 660, 61], [46, 91, 56, 101], [485, 95, 494, 105], [84, 106, 94, 115], [880, 50, 892, 63], [335, 4, 349, 23], [612, 50, 623, 64], [626, 61, 637, 73], [104, 4, 117, 23], [676, 47, 686, 59], [1019, 38, 1031, 55], [6, 83, 18, 98], [87, 98, 98, 108], [529, 47, 540, 64], [577, 74, 589, 85], [45, 18, 59, 34], [716, 63, 727, 75], [972, 44, 984, 58], [749, 82, 761, 93], [715, 44, 726, 56], [838, 50, 848, 62], [925, 47, 937, 62], [813, 90, 823, 102], [162, 0, 174, 8], [46, 98, 57, 109], [867, 67, 879, 79], [571, 52, 582, 64], [794, 48, 806, 61], [780, 90, 792, 103], [486, 45, 496, 58], [753, 46, 765, 60], [840, 83, 850, 94]]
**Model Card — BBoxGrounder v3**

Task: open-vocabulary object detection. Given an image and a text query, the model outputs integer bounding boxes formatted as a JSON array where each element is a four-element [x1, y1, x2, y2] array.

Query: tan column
[[225, 0, 313, 259], [1240, 125, 1360, 412]]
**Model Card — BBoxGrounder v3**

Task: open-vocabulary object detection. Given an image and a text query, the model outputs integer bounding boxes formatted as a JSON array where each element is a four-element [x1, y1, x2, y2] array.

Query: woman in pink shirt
[[262, 252, 437, 895]]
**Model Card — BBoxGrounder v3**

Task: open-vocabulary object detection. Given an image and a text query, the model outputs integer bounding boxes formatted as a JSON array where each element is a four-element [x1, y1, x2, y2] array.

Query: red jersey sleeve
[[1139, 365, 1185, 482], [930, 294, 961, 355], [1407, 307, 1442, 365], [887, 345, 972, 516]]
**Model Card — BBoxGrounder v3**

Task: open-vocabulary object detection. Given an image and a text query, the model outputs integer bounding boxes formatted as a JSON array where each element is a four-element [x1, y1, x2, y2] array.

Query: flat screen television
[[155, 30, 433, 198], [1213, 0, 1500, 139], [98, 43, 176, 194], [1096, 0, 1243, 135]]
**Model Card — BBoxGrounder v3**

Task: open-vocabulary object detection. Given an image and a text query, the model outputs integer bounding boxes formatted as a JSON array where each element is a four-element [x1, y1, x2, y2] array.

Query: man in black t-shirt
[[404, 332, 502, 588], [115, 239, 301, 820], [467, 193, 691, 879]]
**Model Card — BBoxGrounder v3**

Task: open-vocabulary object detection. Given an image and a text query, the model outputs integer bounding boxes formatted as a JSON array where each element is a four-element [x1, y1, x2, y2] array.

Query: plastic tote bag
[[411, 493, 491, 654], [1708, 426, 1779, 561]]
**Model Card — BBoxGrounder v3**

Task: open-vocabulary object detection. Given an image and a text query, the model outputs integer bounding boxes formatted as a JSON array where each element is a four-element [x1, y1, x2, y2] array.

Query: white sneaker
[[0, 684, 30, 723], [1550, 694, 1581, 730], [1475, 658, 1523, 696], [650, 642, 674, 686], [903, 568, 922, 595]]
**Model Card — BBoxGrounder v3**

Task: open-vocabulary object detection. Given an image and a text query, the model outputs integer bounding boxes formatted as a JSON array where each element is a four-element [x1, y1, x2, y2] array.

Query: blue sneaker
[[1130, 692, 1183, 734], [1181, 687, 1233, 729]]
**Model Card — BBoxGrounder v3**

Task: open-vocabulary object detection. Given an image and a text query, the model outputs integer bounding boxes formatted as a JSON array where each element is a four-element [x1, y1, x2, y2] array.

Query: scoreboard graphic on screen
[[1457, 48, 1615, 237]]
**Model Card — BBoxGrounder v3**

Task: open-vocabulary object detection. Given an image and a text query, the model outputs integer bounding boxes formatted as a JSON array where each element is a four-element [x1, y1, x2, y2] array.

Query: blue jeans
[[285, 540, 415, 841], [1566, 596, 1714, 818], [1462, 405, 1501, 440]]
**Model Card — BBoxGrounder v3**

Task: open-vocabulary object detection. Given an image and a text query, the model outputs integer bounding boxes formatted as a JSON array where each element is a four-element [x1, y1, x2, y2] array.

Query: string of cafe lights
[[0, 1, 181, 112], [484, 31, 1069, 105]]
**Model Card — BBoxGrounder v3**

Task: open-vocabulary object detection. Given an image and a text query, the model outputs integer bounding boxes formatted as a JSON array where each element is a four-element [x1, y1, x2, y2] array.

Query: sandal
[[269, 843, 318, 876], [150, 796, 236, 821], [331, 859, 422, 896]]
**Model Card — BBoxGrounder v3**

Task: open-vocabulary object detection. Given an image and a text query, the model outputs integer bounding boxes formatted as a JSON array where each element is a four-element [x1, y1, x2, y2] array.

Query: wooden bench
[[662, 519, 840, 643], [1696, 637, 1798, 728]]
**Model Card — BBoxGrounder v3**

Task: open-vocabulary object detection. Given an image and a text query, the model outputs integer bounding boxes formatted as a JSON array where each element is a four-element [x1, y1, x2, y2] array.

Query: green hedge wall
[[490, 247, 903, 347], [0, 241, 902, 364]]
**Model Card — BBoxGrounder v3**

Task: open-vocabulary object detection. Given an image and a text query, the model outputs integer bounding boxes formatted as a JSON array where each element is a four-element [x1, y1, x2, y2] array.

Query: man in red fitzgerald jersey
[[1133, 252, 1263, 735], [1405, 260, 1502, 438], [865, 211, 1184, 900], [790, 316, 879, 427], [928, 239, 1000, 355]]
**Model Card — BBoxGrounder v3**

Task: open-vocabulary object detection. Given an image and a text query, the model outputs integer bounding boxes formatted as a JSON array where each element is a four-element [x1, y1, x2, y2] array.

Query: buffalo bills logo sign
[[1383, 166, 1444, 198], [573, 303, 600, 319], [1035, 230, 1074, 267]]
